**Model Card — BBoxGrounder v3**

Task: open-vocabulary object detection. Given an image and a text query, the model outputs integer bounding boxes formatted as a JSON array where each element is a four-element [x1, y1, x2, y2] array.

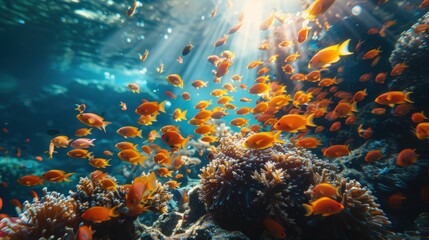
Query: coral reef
[[0, 188, 78, 239], [389, 12, 429, 113], [0, 171, 172, 240], [199, 133, 393, 239]]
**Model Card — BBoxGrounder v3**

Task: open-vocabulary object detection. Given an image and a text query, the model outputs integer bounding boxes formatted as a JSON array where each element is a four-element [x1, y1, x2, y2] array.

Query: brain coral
[[200, 133, 394, 239]]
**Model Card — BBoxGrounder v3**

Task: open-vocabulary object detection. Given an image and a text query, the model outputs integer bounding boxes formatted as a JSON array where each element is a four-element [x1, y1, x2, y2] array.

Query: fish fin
[[336, 187, 341, 197], [338, 39, 353, 55], [137, 129, 143, 138], [147, 172, 157, 192], [351, 101, 358, 112], [181, 135, 192, 149], [404, 92, 414, 103], [306, 114, 316, 127], [158, 100, 166, 113], [273, 131, 286, 145], [64, 173, 74, 182], [302, 204, 313, 216], [110, 205, 120, 218], [102, 121, 111, 133], [181, 110, 188, 121]]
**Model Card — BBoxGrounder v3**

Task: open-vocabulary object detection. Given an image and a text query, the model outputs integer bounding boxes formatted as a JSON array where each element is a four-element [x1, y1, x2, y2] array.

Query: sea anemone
[[200, 133, 393, 239], [0, 188, 78, 240]]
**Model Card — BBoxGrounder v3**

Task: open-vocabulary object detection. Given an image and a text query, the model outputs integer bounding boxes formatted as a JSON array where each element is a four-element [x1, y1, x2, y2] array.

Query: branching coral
[[0, 188, 78, 240], [200, 133, 393, 239]]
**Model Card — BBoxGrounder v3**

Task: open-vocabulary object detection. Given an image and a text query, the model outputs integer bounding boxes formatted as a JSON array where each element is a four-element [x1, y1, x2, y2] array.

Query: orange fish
[[192, 80, 208, 89], [77, 225, 94, 240], [75, 103, 86, 113], [411, 112, 428, 123], [166, 74, 184, 88], [353, 89, 367, 102], [281, 64, 294, 74], [243, 131, 285, 149], [115, 141, 138, 150], [118, 149, 148, 166], [128, 83, 140, 93], [333, 102, 357, 118], [161, 131, 191, 150], [126, 0, 137, 16], [214, 35, 228, 47], [362, 47, 381, 60], [375, 91, 413, 107], [311, 183, 340, 198], [375, 72, 387, 83], [18, 175, 43, 186], [77, 113, 111, 132], [42, 170, 74, 182], [215, 59, 232, 78], [200, 135, 218, 143], [306, 0, 335, 19], [164, 91, 177, 100], [51, 135, 72, 148], [372, 108, 386, 115], [135, 100, 166, 115], [388, 193, 406, 208], [74, 128, 93, 137], [396, 148, 418, 167], [228, 22, 243, 34], [172, 108, 187, 122], [181, 92, 191, 100], [309, 39, 352, 68], [157, 63, 164, 74], [89, 157, 111, 168], [322, 145, 350, 158], [100, 178, 117, 191], [329, 121, 341, 132], [390, 63, 407, 76], [294, 137, 322, 148], [262, 217, 286, 239], [274, 114, 315, 133], [365, 150, 383, 163], [126, 173, 157, 215], [140, 49, 149, 61], [158, 168, 173, 177], [67, 149, 93, 158], [298, 27, 311, 43], [230, 118, 249, 127], [303, 197, 344, 217], [247, 59, 264, 69], [393, 103, 414, 117], [165, 180, 180, 189], [415, 122, 429, 139], [359, 73, 372, 82], [81, 206, 119, 223]]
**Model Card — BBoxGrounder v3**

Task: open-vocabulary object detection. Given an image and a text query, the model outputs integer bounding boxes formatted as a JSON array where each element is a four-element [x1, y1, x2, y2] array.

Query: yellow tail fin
[[338, 39, 353, 56], [159, 100, 166, 113], [302, 203, 314, 216]]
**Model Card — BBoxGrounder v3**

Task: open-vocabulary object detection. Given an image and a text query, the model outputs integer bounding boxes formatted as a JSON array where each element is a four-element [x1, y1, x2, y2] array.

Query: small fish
[[89, 157, 111, 168], [165, 180, 180, 189], [177, 56, 183, 64], [140, 49, 149, 61], [365, 150, 383, 163], [67, 148, 93, 159], [375, 91, 413, 107], [77, 225, 94, 240], [362, 47, 381, 60], [158, 168, 173, 177], [308, 39, 353, 69], [166, 74, 184, 88], [126, 0, 138, 17], [182, 43, 194, 56], [415, 122, 429, 140], [77, 113, 111, 132], [322, 145, 350, 158], [157, 63, 164, 74], [172, 108, 188, 122], [117, 126, 142, 138], [243, 131, 285, 149], [388, 193, 406, 208], [81, 206, 119, 223], [75, 104, 86, 113], [100, 178, 117, 191], [263, 217, 286, 239], [128, 83, 140, 93], [274, 114, 315, 133], [214, 35, 228, 47], [74, 128, 93, 137], [306, 0, 335, 19], [41, 170, 74, 182], [302, 197, 344, 217], [396, 149, 418, 167], [120, 101, 127, 111], [18, 175, 43, 186], [411, 112, 428, 123], [311, 183, 340, 198]]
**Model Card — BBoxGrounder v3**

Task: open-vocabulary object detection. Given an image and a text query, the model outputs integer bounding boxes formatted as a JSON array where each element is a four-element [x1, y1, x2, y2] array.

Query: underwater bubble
[[164, 34, 169, 39], [201, 15, 205, 20], [17, 19, 25, 24], [165, 101, 171, 108], [126, 38, 132, 43], [167, 28, 172, 33], [352, 5, 362, 16]]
